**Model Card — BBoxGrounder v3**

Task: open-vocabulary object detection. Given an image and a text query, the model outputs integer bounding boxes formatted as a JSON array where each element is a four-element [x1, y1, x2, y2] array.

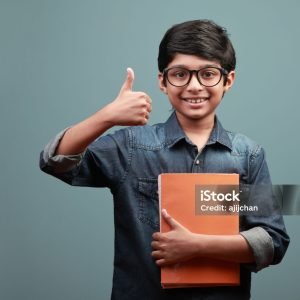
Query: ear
[[158, 73, 168, 94], [223, 70, 235, 93]]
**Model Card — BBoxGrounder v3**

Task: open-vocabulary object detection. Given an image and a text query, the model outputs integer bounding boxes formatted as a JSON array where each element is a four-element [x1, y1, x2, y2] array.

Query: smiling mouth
[[182, 98, 209, 104]]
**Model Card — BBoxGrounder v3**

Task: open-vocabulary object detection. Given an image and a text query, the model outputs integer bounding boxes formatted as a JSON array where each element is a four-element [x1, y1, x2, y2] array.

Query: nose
[[186, 72, 204, 91]]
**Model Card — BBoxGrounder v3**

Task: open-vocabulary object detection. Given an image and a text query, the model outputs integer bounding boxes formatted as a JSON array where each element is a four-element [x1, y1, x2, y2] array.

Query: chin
[[187, 111, 215, 122], [183, 113, 205, 121], [190, 115, 206, 120]]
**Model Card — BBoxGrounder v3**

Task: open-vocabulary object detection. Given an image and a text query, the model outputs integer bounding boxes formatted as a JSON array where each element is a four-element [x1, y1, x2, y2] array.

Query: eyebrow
[[168, 64, 220, 69]]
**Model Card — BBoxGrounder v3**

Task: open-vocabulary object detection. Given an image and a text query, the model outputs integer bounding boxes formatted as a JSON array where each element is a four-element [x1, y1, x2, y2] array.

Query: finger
[[136, 92, 152, 105], [161, 209, 182, 229], [146, 96, 152, 104], [151, 250, 164, 259], [151, 241, 160, 250], [152, 232, 161, 241], [144, 111, 150, 120], [120, 67, 135, 92], [155, 258, 167, 266], [146, 102, 152, 113]]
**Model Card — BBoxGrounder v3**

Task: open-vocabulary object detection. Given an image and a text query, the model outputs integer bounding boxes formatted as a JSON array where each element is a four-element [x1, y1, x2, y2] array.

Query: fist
[[108, 68, 152, 126]]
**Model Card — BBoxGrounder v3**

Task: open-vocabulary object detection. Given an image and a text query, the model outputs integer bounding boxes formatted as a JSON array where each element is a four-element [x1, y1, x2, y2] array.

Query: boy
[[40, 20, 289, 299]]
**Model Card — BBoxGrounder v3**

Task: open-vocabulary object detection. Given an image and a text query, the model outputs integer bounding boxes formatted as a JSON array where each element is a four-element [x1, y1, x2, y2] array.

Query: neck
[[176, 113, 215, 150]]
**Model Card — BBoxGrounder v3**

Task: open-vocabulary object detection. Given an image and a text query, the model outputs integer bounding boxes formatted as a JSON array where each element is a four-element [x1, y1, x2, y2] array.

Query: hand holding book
[[152, 208, 254, 267], [151, 209, 200, 266]]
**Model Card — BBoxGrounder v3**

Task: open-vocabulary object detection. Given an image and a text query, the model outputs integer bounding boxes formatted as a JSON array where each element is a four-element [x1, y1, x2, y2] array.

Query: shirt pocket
[[137, 178, 159, 230]]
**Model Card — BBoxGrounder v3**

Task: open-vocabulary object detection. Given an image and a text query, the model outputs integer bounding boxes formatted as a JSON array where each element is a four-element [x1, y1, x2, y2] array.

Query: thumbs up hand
[[107, 68, 152, 126]]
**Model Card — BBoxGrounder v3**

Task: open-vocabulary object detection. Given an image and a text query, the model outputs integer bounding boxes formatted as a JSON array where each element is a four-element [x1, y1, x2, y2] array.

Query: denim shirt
[[40, 112, 289, 300]]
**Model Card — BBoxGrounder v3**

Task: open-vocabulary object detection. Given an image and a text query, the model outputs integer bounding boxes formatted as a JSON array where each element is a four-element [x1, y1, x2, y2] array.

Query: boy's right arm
[[56, 68, 152, 156]]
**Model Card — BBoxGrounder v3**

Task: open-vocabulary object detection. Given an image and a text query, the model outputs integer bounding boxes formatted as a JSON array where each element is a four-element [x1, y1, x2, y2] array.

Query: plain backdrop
[[1, 0, 299, 299]]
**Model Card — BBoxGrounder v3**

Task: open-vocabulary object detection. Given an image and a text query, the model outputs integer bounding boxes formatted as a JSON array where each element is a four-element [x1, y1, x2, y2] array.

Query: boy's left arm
[[238, 145, 290, 271], [152, 209, 255, 266]]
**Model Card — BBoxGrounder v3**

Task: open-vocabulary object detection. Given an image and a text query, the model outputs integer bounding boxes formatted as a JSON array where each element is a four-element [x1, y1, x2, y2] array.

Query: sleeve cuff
[[240, 226, 274, 272], [42, 127, 85, 173]]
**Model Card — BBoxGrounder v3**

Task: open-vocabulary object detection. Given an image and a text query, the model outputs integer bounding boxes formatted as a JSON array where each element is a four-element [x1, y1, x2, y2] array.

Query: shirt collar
[[164, 112, 187, 147], [207, 117, 232, 150], [164, 111, 232, 150]]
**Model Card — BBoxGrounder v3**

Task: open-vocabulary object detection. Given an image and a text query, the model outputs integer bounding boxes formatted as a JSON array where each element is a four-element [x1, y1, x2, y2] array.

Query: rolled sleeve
[[240, 226, 274, 272], [42, 127, 85, 173]]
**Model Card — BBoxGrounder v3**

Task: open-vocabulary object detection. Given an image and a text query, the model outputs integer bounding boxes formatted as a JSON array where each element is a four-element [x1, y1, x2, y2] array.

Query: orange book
[[158, 173, 240, 288]]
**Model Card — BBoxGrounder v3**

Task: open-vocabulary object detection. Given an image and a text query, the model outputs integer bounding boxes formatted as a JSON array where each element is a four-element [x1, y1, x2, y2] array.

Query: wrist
[[93, 103, 118, 128], [188, 233, 205, 259]]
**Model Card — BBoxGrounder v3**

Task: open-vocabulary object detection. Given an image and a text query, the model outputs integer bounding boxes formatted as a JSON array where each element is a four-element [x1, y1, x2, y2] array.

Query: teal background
[[1, 0, 299, 299]]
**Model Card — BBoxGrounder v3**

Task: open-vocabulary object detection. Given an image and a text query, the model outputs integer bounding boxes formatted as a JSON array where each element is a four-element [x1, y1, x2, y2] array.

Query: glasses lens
[[198, 67, 222, 87], [166, 67, 190, 87]]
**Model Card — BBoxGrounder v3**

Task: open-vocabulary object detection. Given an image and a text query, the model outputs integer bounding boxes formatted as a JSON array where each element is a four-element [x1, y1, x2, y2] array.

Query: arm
[[152, 209, 254, 266], [55, 68, 152, 156]]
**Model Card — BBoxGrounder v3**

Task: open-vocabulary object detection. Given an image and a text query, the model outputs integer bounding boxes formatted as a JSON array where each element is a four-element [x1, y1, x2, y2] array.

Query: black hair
[[158, 20, 236, 74]]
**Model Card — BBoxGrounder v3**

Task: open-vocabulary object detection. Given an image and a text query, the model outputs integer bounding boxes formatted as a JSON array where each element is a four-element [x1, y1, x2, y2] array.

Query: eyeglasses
[[163, 66, 228, 87]]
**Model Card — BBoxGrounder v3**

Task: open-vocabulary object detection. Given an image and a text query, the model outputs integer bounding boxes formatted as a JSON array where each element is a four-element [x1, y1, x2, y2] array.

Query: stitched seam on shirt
[[114, 128, 134, 191], [228, 132, 252, 156], [250, 144, 261, 164], [231, 151, 247, 156], [135, 139, 175, 150], [247, 144, 262, 184]]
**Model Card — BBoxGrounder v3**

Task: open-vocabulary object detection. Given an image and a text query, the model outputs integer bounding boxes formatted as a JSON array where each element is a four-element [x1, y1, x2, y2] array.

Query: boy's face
[[158, 54, 235, 125]]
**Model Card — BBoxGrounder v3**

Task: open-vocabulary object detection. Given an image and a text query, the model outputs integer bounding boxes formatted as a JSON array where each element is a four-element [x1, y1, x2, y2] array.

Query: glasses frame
[[163, 66, 229, 88]]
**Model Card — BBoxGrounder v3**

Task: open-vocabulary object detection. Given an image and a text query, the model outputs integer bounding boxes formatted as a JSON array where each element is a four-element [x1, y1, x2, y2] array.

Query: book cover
[[158, 173, 240, 288]]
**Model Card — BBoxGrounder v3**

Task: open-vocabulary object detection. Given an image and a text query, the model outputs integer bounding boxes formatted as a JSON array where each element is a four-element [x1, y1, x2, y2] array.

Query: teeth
[[185, 98, 207, 103]]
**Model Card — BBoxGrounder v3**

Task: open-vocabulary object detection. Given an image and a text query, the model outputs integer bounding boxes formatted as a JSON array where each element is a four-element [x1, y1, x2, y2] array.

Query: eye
[[175, 71, 187, 78], [203, 72, 214, 78], [168, 68, 189, 79], [200, 69, 218, 79]]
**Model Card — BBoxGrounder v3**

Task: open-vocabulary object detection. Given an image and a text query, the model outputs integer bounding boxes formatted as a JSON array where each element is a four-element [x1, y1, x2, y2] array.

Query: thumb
[[120, 67, 134, 92], [162, 209, 182, 229]]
